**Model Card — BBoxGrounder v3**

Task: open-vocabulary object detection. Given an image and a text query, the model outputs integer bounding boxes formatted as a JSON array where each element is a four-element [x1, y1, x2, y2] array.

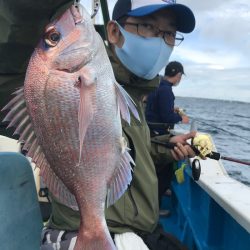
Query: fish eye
[[44, 28, 61, 47]]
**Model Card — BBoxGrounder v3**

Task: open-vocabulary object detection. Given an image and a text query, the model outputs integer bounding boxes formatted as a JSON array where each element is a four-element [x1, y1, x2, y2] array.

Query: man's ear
[[106, 21, 124, 48]]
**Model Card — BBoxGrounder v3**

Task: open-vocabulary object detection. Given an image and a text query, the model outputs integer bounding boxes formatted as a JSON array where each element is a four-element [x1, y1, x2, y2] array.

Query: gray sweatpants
[[41, 228, 78, 250]]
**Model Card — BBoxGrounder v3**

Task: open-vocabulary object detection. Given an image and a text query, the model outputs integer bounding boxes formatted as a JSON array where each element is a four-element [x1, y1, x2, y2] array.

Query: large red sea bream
[[2, 5, 139, 250]]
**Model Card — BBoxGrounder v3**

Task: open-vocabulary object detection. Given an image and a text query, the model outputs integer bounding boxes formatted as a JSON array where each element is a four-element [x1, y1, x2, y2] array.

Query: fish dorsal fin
[[2, 87, 78, 210], [2, 87, 35, 149], [106, 137, 134, 207], [114, 82, 140, 124], [2, 88, 42, 160]]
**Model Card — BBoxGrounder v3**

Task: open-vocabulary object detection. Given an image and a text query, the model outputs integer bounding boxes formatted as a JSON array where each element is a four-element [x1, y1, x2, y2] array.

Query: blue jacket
[[145, 79, 182, 134]]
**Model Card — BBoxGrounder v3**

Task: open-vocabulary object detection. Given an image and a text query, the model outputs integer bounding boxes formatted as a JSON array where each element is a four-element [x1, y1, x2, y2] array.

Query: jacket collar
[[160, 79, 173, 87]]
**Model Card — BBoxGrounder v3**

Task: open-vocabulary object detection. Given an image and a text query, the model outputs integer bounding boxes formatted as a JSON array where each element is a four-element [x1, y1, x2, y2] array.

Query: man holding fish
[[40, 1, 196, 249], [1, 0, 196, 249]]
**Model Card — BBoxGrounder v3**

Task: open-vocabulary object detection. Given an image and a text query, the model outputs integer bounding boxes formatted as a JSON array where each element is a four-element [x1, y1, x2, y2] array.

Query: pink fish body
[[3, 5, 139, 250]]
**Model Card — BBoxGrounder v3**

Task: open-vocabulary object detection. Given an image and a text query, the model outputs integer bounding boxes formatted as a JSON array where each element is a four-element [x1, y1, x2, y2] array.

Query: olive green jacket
[[49, 48, 175, 234]]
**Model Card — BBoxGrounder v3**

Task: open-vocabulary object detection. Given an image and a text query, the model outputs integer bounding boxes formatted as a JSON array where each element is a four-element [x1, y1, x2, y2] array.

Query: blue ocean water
[[175, 97, 250, 186]]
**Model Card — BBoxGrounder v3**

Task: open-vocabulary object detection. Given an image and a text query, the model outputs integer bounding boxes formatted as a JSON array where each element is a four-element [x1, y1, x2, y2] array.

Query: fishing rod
[[147, 122, 174, 129], [148, 118, 250, 165], [151, 139, 250, 166], [188, 120, 250, 164], [151, 138, 250, 182], [206, 152, 250, 166]]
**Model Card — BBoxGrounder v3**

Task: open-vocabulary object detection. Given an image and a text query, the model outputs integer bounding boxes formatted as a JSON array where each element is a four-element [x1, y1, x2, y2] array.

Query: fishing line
[[190, 117, 250, 143]]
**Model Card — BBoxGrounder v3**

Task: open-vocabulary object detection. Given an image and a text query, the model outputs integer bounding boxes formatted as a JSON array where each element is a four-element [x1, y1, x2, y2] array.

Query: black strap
[[137, 225, 188, 250], [39, 187, 51, 203]]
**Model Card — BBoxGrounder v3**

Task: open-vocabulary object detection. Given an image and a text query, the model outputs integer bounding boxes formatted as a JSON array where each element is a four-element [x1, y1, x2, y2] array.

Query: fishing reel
[[190, 133, 214, 181], [152, 132, 250, 184], [151, 135, 208, 182]]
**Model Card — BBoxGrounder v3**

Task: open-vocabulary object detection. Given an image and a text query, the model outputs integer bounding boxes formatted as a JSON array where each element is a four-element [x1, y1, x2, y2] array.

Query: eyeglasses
[[120, 22, 184, 46]]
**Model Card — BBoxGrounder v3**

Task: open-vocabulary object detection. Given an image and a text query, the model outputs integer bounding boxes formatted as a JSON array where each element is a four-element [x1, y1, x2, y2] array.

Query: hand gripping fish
[[2, 5, 139, 250]]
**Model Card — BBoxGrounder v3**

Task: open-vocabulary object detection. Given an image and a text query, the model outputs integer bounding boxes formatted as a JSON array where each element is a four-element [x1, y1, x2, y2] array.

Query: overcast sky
[[172, 0, 250, 103], [83, 0, 250, 103]]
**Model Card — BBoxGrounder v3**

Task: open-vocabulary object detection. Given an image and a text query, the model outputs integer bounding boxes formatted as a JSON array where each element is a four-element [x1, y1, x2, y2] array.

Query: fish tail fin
[[75, 227, 116, 250]]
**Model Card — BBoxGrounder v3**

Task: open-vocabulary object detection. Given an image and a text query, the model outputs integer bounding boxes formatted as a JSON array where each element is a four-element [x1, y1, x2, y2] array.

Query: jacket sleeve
[[158, 87, 182, 124], [150, 134, 175, 165]]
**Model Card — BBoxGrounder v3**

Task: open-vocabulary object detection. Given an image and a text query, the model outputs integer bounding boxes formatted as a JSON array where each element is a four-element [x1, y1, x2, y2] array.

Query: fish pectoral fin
[[78, 75, 97, 161], [114, 81, 140, 125], [106, 145, 134, 207]]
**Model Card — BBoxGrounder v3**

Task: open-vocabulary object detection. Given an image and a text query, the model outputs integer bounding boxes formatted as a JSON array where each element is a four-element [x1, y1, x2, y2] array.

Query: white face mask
[[115, 24, 173, 80]]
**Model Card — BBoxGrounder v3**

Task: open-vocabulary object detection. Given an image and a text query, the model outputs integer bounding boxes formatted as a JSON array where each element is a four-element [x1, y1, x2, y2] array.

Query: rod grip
[[151, 140, 222, 161]]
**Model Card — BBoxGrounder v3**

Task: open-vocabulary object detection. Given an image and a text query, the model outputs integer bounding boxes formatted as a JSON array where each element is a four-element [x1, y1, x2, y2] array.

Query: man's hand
[[175, 108, 189, 124], [174, 107, 180, 112], [181, 115, 189, 124], [169, 131, 196, 161]]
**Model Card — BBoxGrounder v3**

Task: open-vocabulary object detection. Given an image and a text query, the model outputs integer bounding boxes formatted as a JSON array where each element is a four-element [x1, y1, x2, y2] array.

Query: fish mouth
[[58, 67, 80, 74], [58, 46, 90, 57], [57, 62, 85, 74]]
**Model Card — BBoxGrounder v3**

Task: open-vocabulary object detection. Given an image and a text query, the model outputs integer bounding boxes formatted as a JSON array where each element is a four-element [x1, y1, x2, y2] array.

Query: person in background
[[41, 1, 197, 250], [146, 61, 189, 136], [145, 61, 190, 212]]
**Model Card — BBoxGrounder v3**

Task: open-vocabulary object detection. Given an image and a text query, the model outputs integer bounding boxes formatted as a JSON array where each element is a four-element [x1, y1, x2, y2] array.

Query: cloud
[[178, 0, 250, 63], [173, 0, 250, 102]]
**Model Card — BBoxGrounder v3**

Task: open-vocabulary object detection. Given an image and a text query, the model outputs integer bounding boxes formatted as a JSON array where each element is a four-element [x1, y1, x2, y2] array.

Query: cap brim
[[127, 4, 195, 33]]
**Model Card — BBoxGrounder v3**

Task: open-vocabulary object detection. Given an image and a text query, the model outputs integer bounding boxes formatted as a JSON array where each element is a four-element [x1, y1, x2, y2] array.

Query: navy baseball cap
[[112, 0, 195, 33], [165, 61, 185, 76]]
